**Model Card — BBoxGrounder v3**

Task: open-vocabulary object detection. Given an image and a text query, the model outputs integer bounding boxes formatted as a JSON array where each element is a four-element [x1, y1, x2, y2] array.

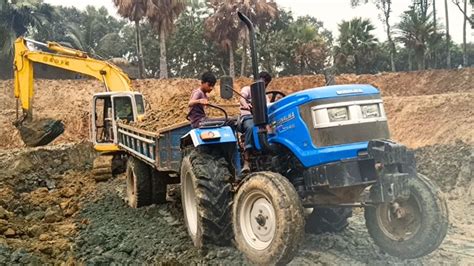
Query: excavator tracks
[[92, 155, 114, 181]]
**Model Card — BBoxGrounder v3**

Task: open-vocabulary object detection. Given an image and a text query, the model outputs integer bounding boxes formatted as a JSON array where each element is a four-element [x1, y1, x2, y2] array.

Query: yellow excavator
[[13, 37, 146, 180]]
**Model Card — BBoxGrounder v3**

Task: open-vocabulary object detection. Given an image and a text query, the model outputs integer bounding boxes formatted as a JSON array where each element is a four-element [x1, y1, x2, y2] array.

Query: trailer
[[115, 121, 189, 206]]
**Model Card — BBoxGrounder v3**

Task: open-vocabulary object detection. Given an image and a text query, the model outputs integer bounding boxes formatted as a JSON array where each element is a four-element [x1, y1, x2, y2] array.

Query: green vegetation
[[0, 0, 472, 79]]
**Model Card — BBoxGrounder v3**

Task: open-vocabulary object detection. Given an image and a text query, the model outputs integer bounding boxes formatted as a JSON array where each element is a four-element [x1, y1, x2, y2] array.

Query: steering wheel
[[266, 90, 286, 103], [200, 104, 229, 128]]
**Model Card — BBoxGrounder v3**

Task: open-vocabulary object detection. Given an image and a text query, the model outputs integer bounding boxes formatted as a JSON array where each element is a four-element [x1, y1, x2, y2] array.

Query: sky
[[43, 0, 472, 44]]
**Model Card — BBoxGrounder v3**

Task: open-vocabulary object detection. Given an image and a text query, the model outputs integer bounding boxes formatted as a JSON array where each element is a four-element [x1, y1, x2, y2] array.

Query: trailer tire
[[152, 170, 167, 204], [305, 207, 352, 234], [126, 157, 153, 208], [233, 171, 304, 265], [180, 149, 233, 248], [365, 174, 448, 259]]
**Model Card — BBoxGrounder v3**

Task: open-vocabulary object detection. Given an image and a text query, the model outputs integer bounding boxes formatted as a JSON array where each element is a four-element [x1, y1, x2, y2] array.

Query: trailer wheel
[[365, 174, 448, 259], [233, 172, 304, 265], [152, 170, 167, 204], [305, 207, 352, 234], [126, 157, 152, 208], [180, 149, 233, 247]]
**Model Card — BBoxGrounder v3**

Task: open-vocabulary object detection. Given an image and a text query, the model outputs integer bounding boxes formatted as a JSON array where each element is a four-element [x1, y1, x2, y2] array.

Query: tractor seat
[[199, 116, 238, 129]]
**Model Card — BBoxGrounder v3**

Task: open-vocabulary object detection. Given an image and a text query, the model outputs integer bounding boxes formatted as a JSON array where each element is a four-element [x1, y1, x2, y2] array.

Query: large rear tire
[[233, 171, 304, 265], [365, 174, 448, 259], [305, 207, 352, 234], [126, 157, 153, 208], [180, 149, 233, 248]]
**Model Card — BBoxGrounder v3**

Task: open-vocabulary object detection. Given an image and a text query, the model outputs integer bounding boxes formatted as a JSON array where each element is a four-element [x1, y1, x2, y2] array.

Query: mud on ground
[[0, 142, 471, 264]]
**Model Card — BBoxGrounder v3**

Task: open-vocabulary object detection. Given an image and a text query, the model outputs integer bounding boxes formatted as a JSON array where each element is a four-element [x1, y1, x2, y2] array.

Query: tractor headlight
[[327, 107, 349, 122], [361, 104, 381, 119]]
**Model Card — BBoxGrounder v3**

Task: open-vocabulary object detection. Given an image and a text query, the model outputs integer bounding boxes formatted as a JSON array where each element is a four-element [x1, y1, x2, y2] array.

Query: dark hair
[[201, 72, 217, 86], [259, 71, 272, 84]]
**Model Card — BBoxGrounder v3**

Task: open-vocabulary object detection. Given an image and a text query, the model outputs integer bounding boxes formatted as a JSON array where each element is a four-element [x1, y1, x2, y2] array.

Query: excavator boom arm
[[13, 37, 133, 114]]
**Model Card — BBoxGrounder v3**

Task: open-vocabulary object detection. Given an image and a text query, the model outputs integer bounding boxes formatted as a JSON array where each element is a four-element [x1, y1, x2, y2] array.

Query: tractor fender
[[180, 126, 237, 148]]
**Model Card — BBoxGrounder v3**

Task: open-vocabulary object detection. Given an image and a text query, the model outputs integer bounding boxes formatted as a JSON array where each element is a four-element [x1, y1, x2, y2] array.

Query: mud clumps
[[0, 143, 98, 264], [0, 142, 95, 192], [415, 141, 473, 192], [16, 118, 65, 147], [73, 179, 244, 264]]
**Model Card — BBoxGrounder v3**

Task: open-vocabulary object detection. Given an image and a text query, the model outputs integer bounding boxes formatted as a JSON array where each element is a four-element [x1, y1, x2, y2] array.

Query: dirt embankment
[[0, 68, 473, 149]]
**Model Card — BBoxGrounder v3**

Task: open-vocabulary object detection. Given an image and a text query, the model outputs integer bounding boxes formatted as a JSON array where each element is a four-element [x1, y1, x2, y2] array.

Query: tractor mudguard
[[368, 139, 414, 203], [180, 126, 237, 148]]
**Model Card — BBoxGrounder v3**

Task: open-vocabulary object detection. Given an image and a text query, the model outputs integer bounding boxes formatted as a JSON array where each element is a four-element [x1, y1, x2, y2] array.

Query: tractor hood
[[268, 84, 380, 116]]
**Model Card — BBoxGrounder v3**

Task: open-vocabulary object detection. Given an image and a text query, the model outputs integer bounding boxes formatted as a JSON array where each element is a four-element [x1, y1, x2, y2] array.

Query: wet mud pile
[[0, 143, 97, 264]]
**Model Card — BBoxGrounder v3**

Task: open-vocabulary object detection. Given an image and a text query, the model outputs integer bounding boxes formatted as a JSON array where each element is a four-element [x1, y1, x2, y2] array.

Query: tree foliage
[[0, 0, 472, 80], [204, 0, 279, 77], [396, 4, 436, 70], [334, 18, 379, 74]]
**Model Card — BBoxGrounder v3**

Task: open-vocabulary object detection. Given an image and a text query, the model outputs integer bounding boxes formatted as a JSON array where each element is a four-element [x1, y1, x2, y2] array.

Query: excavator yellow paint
[[94, 144, 121, 152], [13, 37, 133, 114], [13, 37, 145, 156]]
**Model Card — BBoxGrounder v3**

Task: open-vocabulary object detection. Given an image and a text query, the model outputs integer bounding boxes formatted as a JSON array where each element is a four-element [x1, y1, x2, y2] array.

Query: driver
[[187, 72, 216, 128], [239, 71, 272, 174]]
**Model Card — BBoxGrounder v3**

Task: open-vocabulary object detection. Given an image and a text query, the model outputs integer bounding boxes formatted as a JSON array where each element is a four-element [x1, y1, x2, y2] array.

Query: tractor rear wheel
[[180, 149, 233, 248], [305, 207, 352, 234], [365, 174, 448, 259], [126, 157, 153, 208], [233, 171, 304, 265]]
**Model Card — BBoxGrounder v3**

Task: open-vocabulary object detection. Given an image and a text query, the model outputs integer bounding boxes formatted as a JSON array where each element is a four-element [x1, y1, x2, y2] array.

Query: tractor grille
[[299, 95, 390, 147]]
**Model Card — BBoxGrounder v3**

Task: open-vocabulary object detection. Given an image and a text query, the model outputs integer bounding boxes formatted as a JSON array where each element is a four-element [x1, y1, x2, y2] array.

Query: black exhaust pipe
[[238, 12, 276, 153], [238, 12, 259, 80]]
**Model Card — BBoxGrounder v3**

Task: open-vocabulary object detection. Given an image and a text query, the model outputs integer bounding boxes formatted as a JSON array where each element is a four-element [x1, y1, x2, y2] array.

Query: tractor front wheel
[[233, 171, 304, 265], [365, 174, 448, 259]]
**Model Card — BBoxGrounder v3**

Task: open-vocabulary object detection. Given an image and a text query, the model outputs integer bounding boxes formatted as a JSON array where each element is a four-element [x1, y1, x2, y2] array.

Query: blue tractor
[[119, 12, 448, 265], [177, 13, 448, 264]]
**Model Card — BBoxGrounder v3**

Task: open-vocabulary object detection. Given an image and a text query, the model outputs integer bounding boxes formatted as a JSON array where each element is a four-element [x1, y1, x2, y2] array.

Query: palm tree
[[396, 5, 435, 70], [334, 18, 378, 74], [0, 0, 51, 56], [63, 7, 122, 56], [351, 1, 396, 72], [204, 0, 278, 78], [290, 17, 330, 75], [146, 0, 187, 79], [452, 0, 473, 66], [445, 0, 451, 68], [113, 0, 148, 78]]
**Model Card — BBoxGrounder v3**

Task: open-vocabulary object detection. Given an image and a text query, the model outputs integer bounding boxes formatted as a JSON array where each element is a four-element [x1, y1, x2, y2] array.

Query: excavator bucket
[[16, 118, 65, 147]]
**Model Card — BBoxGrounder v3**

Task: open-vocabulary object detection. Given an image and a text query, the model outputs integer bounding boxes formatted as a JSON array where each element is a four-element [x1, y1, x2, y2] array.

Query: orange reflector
[[200, 131, 221, 141]]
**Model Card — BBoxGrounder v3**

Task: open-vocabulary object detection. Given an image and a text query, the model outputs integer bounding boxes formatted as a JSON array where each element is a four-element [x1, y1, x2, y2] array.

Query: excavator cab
[[13, 37, 144, 150], [91, 92, 145, 148]]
